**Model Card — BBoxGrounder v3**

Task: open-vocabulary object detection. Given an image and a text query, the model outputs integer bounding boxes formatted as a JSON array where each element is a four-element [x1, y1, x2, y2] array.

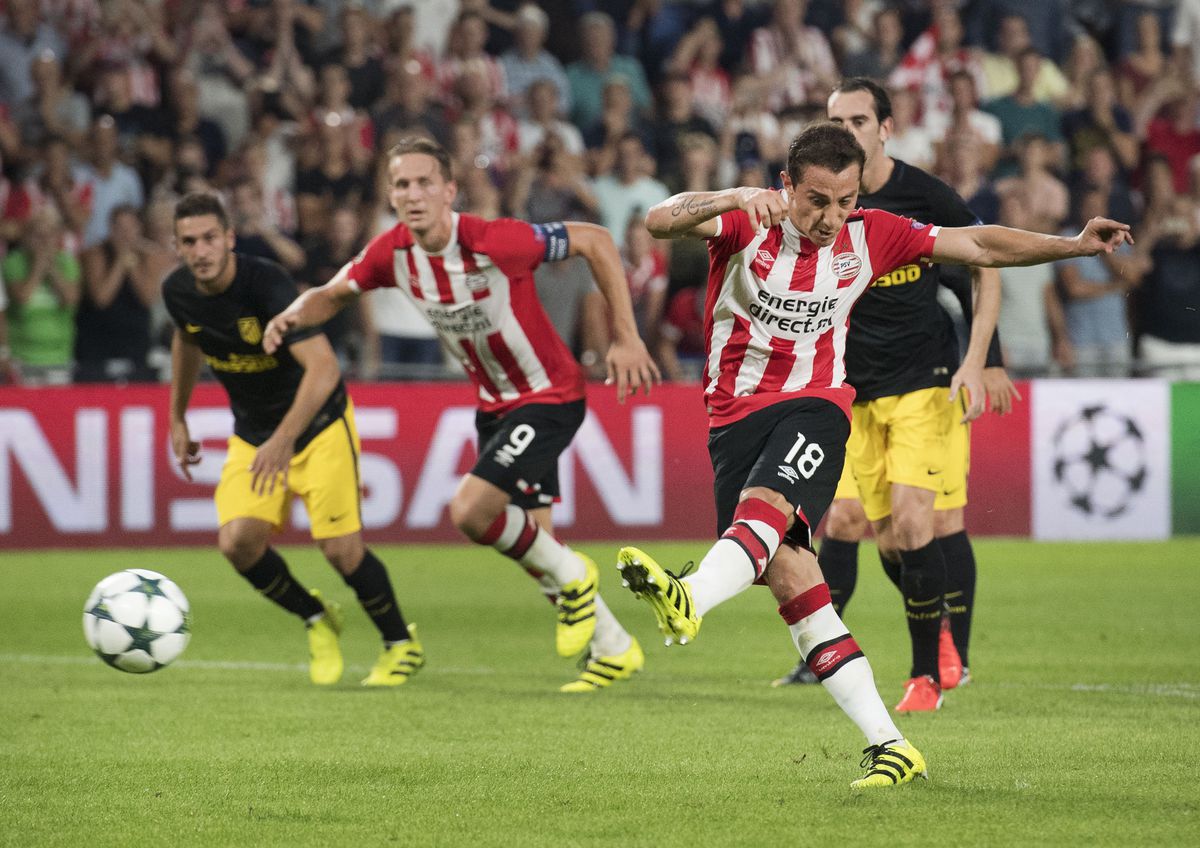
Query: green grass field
[[2, 539, 1198, 847]]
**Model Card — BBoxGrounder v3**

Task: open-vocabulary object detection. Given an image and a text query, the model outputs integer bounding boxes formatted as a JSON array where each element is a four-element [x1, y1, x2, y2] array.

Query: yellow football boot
[[306, 591, 344, 685], [850, 740, 929, 789], [560, 637, 645, 693], [555, 554, 598, 657], [616, 546, 700, 646], [362, 625, 425, 687]]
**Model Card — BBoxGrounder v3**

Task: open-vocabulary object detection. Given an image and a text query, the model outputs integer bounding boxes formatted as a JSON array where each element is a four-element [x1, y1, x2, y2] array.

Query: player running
[[772, 78, 1018, 708], [620, 122, 1131, 787], [263, 136, 660, 692], [165, 192, 422, 687]]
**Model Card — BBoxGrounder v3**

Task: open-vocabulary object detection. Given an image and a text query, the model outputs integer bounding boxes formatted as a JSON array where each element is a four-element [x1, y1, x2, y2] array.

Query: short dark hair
[[786, 122, 865, 185], [174, 192, 230, 228], [387, 136, 453, 182], [832, 77, 892, 124]]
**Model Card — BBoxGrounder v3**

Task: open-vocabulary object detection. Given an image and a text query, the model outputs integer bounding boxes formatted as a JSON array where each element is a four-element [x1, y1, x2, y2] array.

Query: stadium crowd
[[0, 0, 1198, 385]]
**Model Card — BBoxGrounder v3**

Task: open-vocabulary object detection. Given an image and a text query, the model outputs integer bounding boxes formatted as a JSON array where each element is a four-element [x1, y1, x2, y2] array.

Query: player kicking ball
[[263, 137, 660, 692], [166, 193, 422, 687], [620, 122, 1132, 787]]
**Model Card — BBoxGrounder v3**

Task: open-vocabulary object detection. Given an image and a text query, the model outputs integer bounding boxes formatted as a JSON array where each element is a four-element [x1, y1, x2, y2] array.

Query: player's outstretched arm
[[250, 334, 342, 496], [931, 217, 1134, 268], [950, 267, 1000, 422], [645, 186, 788, 239], [169, 329, 205, 481], [262, 265, 359, 355], [566, 222, 661, 402]]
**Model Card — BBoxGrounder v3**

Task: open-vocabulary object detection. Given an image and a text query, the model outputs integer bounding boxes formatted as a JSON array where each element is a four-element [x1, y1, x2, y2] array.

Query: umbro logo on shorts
[[777, 465, 799, 484]]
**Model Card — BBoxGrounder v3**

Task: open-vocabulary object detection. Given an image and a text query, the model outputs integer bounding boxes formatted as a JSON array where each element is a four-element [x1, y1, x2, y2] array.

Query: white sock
[[782, 587, 902, 747], [589, 594, 632, 657], [484, 504, 585, 586], [683, 538, 756, 617]]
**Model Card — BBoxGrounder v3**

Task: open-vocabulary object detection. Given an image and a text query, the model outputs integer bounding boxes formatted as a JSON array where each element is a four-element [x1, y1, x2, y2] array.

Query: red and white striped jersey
[[347, 212, 584, 413], [702, 208, 939, 427]]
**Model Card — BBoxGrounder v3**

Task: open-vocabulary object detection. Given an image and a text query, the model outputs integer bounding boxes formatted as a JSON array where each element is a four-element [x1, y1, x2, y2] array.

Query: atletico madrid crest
[[238, 317, 263, 345]]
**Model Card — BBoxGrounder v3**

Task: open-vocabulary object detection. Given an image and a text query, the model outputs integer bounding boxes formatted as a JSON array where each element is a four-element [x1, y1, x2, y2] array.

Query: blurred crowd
[[1, 0, 1198, 386]]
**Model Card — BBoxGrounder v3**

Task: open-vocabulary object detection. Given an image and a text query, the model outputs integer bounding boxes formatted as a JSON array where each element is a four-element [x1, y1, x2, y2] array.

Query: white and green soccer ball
[[82, 569, 191, 673]]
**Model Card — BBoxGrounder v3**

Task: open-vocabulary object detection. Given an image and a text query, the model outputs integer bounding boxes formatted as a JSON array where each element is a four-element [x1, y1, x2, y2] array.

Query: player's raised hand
[[735, 187, 789, 231], [605, 337, 662, 403], [250, 433, 294, 496], [170, 419, 202, 482], [1076, 217, 1133, 255], [983, 366, 1021, 415], [262, 311, 300, 355], [950, 362, 986, 422]]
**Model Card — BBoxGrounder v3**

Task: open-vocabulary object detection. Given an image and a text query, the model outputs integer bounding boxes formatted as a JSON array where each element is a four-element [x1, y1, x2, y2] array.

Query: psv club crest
[[238, 317, 264, 345], [831, 252, 862, 280]]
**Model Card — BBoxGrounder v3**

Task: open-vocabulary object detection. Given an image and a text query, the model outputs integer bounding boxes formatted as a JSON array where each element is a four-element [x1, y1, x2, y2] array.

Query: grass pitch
[[2, 538, 1198, 847]]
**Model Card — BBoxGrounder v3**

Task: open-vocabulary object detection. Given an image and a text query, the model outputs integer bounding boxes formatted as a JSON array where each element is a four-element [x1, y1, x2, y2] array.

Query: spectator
[[978, 13, 1070, 103], [313, 62, 375, 161], [748, 0, 838, 112], [622, 212, 668, 344], [725, 80, 786, 177], [940, 134, 1001, 225], [1172, 0, 1200, 82], [300, 204, 365, 366], [1062, 68, 1139, 177], [373, 58, 451, 148], [228, 180, 306, 273], [1117, 9, 1168, 110], [447, 60, 520, 181], [507, 132, 598, 224], [566, 11, 652, 132], [534, 255, 608, 378], [1071, 145, 1137, 229], [995, 192, 1058, 375], [705, 0, 768, 73], [882, 86, 936, 172], [517, 79, 584, 157], [650, 71, 718, 193], [94, 61, 173, 183], [889, 5, 984, 121], [20, 135, 93, 247], [965, 0, 1071, 65], [75, 205, 157, 382], [0, 0, 67, 107], [180, 1, 256, 148], [1060, 33, 1107, 112], [658, 284, 706, 382], [294, 112, 367, 238], [592, 132, 669, 250], [1, 204, 79, 384], [1136, 77, 1200, 195], [667, 17, 732, 130], [12, 49, 90, 150], [1135, 158, 1200, 378], [167, 71, 227, 179], [81, 114, 144, 249], [996, 133, 1069, 234], [437, 10, 508, 109], [1055, 188, 1149, 377], [322, 4, 386, 112], [926, 69, 1002, 174], [984, 47, 1066, 163], [500, 3, 571, 119], [582, 77, 647, 175], [71, 0, 176, 107], [839, 5, 904, 81], [621, 0, 694, 85]]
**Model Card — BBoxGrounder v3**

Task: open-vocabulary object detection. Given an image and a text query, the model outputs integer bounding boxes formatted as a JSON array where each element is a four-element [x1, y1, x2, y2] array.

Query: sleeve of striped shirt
[[707, 210, 754, 261], [860, 208, 940, 280], [346, 230, 398, 293], [482, 218, 549, 275]]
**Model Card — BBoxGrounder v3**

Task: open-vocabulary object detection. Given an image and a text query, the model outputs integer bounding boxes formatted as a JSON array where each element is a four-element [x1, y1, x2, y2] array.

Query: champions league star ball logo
[[1051, 405, 1149, 518]]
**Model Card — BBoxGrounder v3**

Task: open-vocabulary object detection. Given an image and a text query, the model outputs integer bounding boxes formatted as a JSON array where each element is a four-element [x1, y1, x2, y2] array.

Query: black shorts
[[707, 397, 850, 552], [473, 400, 586, 510]]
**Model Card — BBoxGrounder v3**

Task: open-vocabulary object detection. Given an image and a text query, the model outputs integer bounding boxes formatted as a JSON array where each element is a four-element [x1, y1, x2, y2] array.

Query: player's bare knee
[[934, 508, 964, 537], [217, 526, 267, 570], [826, 499, 869, 541], [319, 534, 365, 575], [449, 494, 497, 542]]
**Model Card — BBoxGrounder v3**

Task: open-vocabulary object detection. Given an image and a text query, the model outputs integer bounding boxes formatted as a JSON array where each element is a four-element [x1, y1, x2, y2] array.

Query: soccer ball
[[82, 569, 191, 673]]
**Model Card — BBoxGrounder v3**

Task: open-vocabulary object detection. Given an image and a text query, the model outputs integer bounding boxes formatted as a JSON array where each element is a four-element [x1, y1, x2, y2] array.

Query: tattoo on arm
[[671, 195, 716, 219]]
